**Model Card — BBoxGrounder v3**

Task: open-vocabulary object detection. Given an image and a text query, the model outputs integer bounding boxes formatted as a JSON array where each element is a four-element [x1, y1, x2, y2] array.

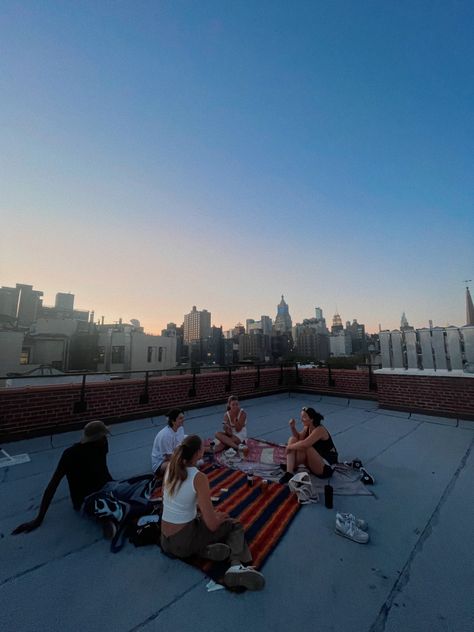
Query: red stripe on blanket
[[152, 464, 301, 584]]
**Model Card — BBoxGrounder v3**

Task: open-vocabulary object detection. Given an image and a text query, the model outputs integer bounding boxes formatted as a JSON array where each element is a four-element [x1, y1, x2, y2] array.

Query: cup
[[242, 444, 250, 459]]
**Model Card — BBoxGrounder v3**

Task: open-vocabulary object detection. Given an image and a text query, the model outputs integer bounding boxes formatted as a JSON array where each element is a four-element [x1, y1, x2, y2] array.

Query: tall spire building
[[466, 284, 474, 326], [274, 295, 292, 333]]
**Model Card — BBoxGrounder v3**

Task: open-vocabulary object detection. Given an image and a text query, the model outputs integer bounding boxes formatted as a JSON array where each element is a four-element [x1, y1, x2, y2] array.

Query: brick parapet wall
[[0, 368, 291, 441], [296, 368, 376, 399], [1, 368, 472, 442], [376, 373, 474, 420]]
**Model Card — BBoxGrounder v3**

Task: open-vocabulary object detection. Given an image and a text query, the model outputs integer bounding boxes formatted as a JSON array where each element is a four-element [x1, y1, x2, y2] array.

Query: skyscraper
[[400, 312, 414, 331], [466, 284, 474, 326], [274, 295, 292, 333], [183, 306, 211, 343], [55, 292, 75, 310], [331, 312, 343, 334]]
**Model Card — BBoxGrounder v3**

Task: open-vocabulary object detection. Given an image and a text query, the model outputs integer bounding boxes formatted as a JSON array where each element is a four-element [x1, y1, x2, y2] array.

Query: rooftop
[[1, 393, 473, 632]]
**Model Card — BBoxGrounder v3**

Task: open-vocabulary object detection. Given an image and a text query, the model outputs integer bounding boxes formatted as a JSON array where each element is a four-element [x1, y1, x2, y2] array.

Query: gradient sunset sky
[[1, 1, 473, 334]]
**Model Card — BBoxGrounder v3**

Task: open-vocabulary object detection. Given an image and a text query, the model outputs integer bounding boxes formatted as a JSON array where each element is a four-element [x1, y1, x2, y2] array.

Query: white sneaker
[[335, 514, 369, 544], [224, 564, 265, 590], [336, 512, 368, 531]]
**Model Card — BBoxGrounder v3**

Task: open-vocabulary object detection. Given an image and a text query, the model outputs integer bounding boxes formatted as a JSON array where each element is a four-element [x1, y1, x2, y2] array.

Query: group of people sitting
[[12, 396, 339, 591]]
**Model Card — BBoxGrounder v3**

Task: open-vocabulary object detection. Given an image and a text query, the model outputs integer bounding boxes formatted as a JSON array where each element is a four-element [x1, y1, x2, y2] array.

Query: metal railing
[[1, 362, 380, 415]]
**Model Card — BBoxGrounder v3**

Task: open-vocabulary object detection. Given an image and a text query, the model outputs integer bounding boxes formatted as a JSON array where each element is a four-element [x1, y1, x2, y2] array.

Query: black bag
[[129, 515, 161, 547]]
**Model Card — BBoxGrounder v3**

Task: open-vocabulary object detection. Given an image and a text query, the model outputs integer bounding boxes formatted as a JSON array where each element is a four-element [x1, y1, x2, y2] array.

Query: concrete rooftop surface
[[1, 393, 473, 632]]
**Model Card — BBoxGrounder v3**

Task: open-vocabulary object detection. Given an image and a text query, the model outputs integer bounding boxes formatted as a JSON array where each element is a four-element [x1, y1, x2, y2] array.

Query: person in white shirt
[[151, 409, 186, 475], [161, 434, 265, 591]]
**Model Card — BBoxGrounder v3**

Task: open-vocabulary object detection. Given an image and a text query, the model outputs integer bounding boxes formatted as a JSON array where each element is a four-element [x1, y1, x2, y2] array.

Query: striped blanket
[[151, 463, 300, 580]]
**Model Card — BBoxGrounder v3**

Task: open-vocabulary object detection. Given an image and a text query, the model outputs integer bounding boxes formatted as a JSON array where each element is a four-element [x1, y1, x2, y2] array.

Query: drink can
[[247, 470, 254, 487]]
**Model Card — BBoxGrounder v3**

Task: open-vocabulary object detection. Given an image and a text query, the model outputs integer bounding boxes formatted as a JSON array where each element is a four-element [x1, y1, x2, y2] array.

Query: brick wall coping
[[375, 368, 474, 378]]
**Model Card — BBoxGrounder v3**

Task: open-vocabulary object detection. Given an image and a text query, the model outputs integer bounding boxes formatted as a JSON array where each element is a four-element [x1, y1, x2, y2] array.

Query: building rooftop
[[1, 393, 472, 632]]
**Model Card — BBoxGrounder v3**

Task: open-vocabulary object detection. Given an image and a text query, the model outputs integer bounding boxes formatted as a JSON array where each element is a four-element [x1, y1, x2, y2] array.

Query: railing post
[[225, 366, 232, 393], [73, 374, 88, 413], [140, 371, 150, 404], [278, 364, 284, 386], [188, 368, 197, 397], [295, 363, 302, 385], [254, 364, 260, 389], [327, 363, 335, 387], [368, 363, 378, 391]]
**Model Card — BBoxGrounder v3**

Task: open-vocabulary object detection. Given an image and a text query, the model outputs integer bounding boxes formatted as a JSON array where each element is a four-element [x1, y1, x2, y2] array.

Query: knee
[[288, 436, 298, 446]]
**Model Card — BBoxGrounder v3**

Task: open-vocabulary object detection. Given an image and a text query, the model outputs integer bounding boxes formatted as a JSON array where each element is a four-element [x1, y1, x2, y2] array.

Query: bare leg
[[215, 431, 240, 451], [305, 447, 326, 476], [285, 436, 299, 473]]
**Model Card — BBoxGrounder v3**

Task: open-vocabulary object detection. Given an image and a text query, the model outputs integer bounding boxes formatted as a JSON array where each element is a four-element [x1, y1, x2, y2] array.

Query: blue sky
[[1, 1, 473, 333]]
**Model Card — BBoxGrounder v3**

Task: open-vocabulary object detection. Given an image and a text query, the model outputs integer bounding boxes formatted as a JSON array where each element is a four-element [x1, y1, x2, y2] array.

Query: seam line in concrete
[[126, 578, 205, 631], [367, 434, 474, 632], [0, 537, 102, 588], [365, 422, 423, 466]]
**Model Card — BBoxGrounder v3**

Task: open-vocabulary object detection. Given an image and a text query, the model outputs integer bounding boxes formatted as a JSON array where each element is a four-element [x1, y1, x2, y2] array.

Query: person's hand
[[285, 444, 295, 454], [223, 423, 232, 437], [11, 517, 42, 535], [289, 418, 296, 430], [215, 510, 230, 524]]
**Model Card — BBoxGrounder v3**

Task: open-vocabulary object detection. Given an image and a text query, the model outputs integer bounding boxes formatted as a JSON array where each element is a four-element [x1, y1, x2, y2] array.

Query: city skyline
[[1, 3, 473, 335], [0, 279, 470, 336]]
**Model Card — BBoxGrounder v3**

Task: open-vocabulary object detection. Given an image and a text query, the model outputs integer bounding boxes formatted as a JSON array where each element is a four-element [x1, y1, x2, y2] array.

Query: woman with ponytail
[[279, 407, 339, 484], [161, 434, 265, 591]]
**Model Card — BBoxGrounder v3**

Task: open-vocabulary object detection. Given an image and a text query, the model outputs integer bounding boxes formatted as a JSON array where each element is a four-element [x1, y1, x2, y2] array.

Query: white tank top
[[162, 466, 199, 524]]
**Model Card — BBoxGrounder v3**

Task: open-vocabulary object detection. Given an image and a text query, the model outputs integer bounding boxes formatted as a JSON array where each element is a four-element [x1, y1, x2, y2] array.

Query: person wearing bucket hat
[[81, 420, 110, 443], [12, 420, 114, 535]]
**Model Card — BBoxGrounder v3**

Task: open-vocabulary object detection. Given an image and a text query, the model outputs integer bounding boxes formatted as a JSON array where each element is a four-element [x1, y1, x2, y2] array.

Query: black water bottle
[[324, 484, 333, 509], [209, 440, 215, 464]]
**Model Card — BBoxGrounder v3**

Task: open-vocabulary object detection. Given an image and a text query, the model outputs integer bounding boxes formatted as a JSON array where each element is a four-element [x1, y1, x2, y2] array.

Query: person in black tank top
[[279, 407, 338, 484]]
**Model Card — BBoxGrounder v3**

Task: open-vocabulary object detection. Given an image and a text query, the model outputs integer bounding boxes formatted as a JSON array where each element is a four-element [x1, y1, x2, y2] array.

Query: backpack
[[288, 471, 319, 505], [83, 474, 160, 552]]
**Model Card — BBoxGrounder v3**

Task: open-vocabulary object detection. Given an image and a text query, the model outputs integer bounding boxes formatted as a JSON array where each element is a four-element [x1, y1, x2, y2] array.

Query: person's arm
[[233, 410, 247, 433], [289, 418, 299, 439], [222, 413, 232, 437], [287, 427, 325, 451], [160, 431, 177, 460], [11, 461, 66, 534], [195, 472, 229, 532]]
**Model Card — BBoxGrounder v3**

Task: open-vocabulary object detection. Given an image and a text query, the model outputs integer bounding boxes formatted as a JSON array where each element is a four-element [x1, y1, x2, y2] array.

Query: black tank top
[[310, 428, 337, 459]]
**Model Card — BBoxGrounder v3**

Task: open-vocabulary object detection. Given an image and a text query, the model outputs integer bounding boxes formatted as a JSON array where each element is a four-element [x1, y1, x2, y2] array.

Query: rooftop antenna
[[463, 279, 472, 288]]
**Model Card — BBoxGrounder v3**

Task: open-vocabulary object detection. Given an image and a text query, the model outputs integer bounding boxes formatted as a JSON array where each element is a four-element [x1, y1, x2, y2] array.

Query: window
[[158, 347, 166, 362], [111, 345, 125, 363], [96, 346, 105, 364], [147, 346, 156, 363], [20, 348, 30, 365]]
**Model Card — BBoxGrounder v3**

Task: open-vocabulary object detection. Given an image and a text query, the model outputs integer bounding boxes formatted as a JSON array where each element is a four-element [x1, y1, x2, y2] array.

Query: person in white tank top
[[214, 395, 247, 452], [161, 434, 265, 591]]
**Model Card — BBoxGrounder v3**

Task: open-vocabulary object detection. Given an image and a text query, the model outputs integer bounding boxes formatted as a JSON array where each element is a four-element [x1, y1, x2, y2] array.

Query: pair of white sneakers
[[335, 512, 369, 544]]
